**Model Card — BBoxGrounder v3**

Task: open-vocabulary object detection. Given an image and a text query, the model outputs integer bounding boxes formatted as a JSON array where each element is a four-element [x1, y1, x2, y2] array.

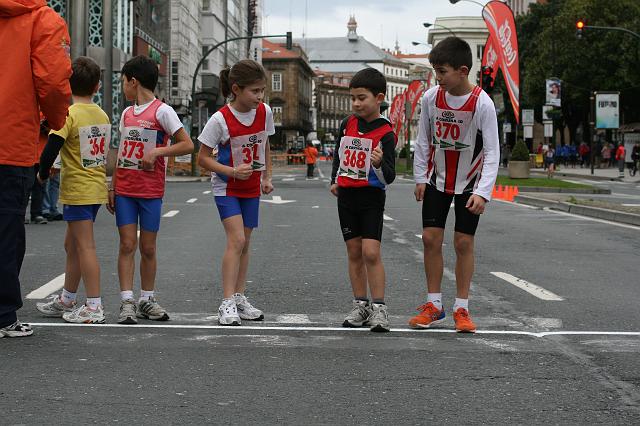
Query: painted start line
[[25, 322, 640, 339]]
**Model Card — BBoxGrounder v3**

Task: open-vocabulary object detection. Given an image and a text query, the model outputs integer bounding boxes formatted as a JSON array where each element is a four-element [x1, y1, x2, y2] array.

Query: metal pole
[[102, 0, 113, 119], [590, 92, 595, 175], [70, 0, 86, 59]]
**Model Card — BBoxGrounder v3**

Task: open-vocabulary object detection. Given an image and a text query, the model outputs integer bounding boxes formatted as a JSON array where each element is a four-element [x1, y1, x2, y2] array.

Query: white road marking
[[282, 178, 295, 181], [312, 206, 319, 209], [26, 274, 65, 299], [622, 203, 640, 207], [261, 195, 296, 204], [491, 272, 564, 301], [317, 167, 325, 179], [163, 210, 180, 217], [383, 214, 394, 221], [415, 234, 422, 238], [24, 322, 640, 338], [186, 198, 197, 203], [544, 208, 640, 231], [137, 230, 140, 238], [203, 190, 211, 194], [275, 314, 311, 324]]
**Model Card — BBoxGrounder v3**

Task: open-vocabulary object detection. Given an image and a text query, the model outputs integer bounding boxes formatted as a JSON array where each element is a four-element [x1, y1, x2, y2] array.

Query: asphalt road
[[3, 161, 640, 424]]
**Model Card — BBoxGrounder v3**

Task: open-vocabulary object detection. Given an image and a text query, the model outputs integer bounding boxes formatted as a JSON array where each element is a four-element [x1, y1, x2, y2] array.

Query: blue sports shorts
[[115, 195, 162, 232], [63, 204, 101, 222], [214, 196, 260, 228]]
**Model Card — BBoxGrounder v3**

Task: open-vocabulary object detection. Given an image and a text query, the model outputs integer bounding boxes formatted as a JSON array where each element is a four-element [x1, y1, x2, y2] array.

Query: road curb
[[518, 187, 611, 194], [514, 195, 640, 226], [166, 177, 210, 182]]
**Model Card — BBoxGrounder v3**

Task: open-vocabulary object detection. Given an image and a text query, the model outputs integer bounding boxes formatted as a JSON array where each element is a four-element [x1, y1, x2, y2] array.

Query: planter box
[[508, 161, 530, 178]]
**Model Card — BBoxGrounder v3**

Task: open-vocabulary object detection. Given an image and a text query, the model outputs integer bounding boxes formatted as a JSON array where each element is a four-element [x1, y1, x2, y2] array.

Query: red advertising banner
[[482, 0, 520, 123], [389, 93, 405, 135], [405, 80, 425, 121], [481, 37, 499, 83]]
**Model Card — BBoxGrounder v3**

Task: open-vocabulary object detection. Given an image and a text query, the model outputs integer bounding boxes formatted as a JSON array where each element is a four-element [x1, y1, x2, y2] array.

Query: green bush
[[511, 139, 530, 161]]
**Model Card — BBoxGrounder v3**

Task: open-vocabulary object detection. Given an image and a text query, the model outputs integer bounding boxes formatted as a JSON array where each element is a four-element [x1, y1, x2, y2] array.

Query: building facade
[[313, 71, 351, 145], [262, 39, 314, 151]]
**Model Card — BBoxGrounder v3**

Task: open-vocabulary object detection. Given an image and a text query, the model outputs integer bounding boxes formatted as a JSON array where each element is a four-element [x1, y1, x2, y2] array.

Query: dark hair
[[70, 56, 101, 97], [220, 59, 267, 99], [429, 37, 472, 70], [349, 67, 386, 96], [121, 55, 159, 91]]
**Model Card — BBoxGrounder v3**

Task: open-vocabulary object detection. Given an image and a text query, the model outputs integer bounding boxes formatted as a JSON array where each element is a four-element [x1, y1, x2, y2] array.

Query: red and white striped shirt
[[413, 85, 499, 200]]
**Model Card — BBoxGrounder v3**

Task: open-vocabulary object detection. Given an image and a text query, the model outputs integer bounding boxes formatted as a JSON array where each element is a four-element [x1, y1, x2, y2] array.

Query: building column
[[70, 0, 87, 59], [102, 0, 113, 119]]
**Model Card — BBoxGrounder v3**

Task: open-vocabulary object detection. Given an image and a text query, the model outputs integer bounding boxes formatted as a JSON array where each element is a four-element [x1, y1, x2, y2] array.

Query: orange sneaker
[[408, 302, 445, 329], [453, 308, 476, 333]]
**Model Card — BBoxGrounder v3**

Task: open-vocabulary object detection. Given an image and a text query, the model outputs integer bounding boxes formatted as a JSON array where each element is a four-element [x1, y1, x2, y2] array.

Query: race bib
[[338, 136, 372, 180], [117, 126, 158, 170], [230, 131, 267, 171], [433, 108, 473, 151], [78, 124, 111, 168]]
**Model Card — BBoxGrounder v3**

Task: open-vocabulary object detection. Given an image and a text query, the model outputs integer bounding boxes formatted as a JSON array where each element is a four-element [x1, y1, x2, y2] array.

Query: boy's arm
[[413, 93, 432, 184], [473, 96, 500, 201], [330, 118, 348, 184], [371, 132, 396, 185], [38, 133, 65, 180], [262, 141, 273, 194]]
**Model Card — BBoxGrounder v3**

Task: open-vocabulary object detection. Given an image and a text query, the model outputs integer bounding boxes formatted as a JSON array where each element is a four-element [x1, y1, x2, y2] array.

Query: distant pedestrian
[[330, 67, 396, 332], [36, 57, 111, 324], [615, 142, 626, 178], [568, 143, 577, 168], [601, 143, 611, 168], [197, 59, 273, 326], [630, 142, 639, 176], [544, 145, 556, 178], [303, 141, 318, 178], [579, 142, 590, 167], [110, 55, 194, 324], [0, 1, 71, 338], [411, 37, 500, 333]]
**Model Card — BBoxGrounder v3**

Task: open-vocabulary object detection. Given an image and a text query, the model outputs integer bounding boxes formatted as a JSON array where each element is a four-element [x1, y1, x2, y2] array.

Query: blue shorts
[[63, 204, 101, 222], [115, 195, 162, 232], [214, 196, 260, 228]]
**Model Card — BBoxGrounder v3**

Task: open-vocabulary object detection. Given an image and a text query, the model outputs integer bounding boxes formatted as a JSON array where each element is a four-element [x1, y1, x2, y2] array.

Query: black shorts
[[337, 186, 385, 241], [422, 184, 480, 236]]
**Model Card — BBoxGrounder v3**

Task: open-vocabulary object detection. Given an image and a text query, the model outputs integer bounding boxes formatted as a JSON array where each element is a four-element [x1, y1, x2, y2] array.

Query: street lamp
[[411, 41, 430, 46], [423, 22, 456, 37]]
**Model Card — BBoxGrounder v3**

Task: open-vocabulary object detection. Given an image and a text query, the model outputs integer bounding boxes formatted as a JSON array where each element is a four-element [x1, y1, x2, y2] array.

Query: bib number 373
[[117, 127, 157, 170]]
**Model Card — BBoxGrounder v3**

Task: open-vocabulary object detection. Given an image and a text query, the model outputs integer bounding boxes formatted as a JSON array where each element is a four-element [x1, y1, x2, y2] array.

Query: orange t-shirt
[[304, 146, 318, 164]]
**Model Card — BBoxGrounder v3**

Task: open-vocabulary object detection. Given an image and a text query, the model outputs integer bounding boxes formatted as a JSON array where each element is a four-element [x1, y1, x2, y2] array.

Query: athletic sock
[[86, 297, 101, 310], [139, 290, 154, 303], [427, 293, 443, 310], [61, 289, 76, 306], [355, 297, 369, 304], [120, 291, 134, 301], [372, 299, 385, 305], [453, 298, 469, 311]]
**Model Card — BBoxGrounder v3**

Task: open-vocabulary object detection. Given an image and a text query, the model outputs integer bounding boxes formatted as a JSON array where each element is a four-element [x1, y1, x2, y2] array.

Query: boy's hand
[[36, 172, 45, 185], [466, 194, 486, 215], [261, 178, 274, 195], [330, 183, 339, 197], [232, 163, 253, 180], [50, 168, 59, 177], [106, 190, 115, 214], [141, 148, 159, 171], [371, 145, 383, 168], [414, 183, 426, 202]]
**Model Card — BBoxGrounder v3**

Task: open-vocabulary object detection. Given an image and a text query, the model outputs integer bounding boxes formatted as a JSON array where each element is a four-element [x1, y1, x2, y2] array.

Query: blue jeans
[[43, 173, 60, 215], [0, 165, 33, 327]]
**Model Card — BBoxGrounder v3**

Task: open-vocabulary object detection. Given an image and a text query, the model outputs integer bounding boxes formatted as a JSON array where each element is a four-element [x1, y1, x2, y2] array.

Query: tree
[[516, 0, 640, 145]]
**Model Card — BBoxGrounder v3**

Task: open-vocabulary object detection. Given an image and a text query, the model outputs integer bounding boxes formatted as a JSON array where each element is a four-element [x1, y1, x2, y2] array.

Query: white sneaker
[[62, 304, 106, 324], [233, 293, 264, 321], [218, 298, 241, 326], [36, 295, 75, 317]]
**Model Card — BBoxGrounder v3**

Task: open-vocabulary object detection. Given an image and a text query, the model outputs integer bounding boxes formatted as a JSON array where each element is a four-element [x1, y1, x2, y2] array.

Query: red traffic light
[[576, 21, 585, 29], [482, 66, 493, 76]]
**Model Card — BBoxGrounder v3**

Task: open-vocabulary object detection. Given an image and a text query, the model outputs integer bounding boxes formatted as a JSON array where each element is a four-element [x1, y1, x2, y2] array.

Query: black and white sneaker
[[0, 321, 34, 338]]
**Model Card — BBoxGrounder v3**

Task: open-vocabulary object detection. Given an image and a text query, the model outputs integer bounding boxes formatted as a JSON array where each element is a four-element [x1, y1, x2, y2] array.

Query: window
[[477, 45, 484, 60], [272, 73, 282, 92], [272, 106, 283, 125], [202, 46, 210, 70], [171, 61, 179, 88], [202, 0, 210, 11]]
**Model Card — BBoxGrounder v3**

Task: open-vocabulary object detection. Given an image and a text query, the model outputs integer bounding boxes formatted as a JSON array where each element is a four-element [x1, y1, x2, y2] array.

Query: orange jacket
[[304, 146, 318, 165], [615, 145, 626, 161], [0, 0, 72, 167]]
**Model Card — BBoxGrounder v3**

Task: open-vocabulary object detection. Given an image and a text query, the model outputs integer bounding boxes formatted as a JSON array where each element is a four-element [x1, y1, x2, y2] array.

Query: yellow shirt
[[51, 103, 111, 205]]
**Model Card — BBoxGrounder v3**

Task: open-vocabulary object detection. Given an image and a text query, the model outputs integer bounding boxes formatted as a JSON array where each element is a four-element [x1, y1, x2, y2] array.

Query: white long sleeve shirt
[[413, 85, 500, 201]]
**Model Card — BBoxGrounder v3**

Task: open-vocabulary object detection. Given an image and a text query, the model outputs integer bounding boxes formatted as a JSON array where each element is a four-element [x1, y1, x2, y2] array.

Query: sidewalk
[[529, 165, 640, 183]]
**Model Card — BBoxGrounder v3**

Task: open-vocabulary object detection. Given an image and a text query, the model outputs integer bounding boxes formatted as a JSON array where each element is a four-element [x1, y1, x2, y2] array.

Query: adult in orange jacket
[[303, 142, 319, 178], [0, 0, 72, 338], [615, 142, 626, 177]]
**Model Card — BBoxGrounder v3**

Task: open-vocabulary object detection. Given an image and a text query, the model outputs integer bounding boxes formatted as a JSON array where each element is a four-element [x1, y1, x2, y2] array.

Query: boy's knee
[[422, 229, 443, 252], [454, 234, 474, 254], [139, 242, 156, 259], [119, 239, 137, 256], [361, 246, 380, 265], [228, 236, 246, 253]]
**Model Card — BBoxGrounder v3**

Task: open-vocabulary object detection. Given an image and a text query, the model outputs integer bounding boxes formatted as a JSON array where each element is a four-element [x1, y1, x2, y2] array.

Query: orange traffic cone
[[513, 186, 519, 199], [492, 185, 497, 199], [497, 184, 504, 200], [506, 185, 514, 201]]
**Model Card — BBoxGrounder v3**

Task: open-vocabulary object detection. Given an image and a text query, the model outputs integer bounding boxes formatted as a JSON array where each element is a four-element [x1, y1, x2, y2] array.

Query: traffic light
[[576, 20, 585, 39], [286, 31, 292, 50], [481, 66, 494, 94]]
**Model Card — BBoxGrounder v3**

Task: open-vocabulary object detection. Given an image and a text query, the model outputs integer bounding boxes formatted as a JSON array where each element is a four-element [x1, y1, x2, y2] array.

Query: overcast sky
[[263, 0, 492, 54]]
